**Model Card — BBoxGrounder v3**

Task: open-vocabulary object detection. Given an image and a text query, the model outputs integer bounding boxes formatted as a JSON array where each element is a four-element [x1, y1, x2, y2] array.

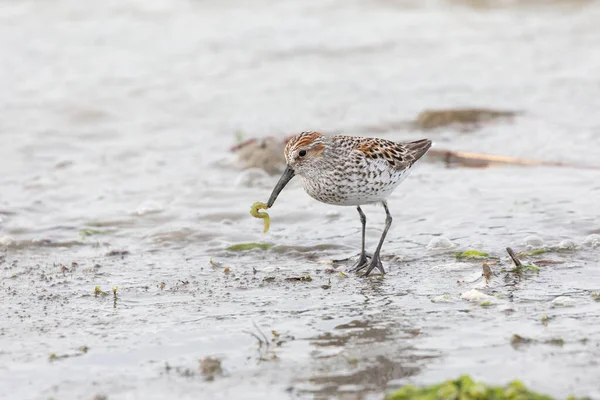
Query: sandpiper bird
[[267, 131, 432, 276]]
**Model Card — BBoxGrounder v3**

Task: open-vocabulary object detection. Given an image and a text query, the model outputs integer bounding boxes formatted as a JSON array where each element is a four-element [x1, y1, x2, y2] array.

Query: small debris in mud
[[482, 263, 492, 283], [199, 357, 223, 381], [285, 275, 312, 282], [209, 258, 223, 268], [542, 315, 550, 326], [454, 250, 489, 260], [263, 276, 276, 282], [244, 322, 294, 355], [224, 267, 231, 274], [547, 338, 565, 347], [79, 228, 105, 240], [177, 367, 195, 378], [60, 264, 69, 275], [48, 346, 89, 362], [112, 286, 118, 308], [244, 321, 270, 348], [592, 292, 600, 301], [169, 280, 190, 291], [321, 278, 331, 290], [93, 395, 108, 400], [94, 286, 108, 297], [163, 362, 199, 379], [105, 250, 129, 257], [511, 334, 534, 347], [480, 301, 492, 307], [511, 334, 567, 349]]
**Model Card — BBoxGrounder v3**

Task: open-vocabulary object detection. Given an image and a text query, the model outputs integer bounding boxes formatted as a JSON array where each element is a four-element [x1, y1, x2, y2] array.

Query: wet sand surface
[[1, 0, 600, 399]]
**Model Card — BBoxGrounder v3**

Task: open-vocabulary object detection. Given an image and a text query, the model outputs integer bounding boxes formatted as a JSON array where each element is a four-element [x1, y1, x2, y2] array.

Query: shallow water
[[1, 0, 600, 399]]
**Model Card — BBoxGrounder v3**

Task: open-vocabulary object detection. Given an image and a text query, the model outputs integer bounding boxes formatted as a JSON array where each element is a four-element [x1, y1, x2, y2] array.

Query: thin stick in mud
[[506, 247, 522, 267]]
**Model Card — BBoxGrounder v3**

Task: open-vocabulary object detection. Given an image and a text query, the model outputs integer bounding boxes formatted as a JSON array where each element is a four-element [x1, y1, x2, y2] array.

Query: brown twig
[[427, 149, 600, 170], [506, 247, 522, 267]]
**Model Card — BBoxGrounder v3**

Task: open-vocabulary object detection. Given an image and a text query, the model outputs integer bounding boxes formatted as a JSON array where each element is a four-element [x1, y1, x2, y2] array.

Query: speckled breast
[[301, 161, 411, 206]]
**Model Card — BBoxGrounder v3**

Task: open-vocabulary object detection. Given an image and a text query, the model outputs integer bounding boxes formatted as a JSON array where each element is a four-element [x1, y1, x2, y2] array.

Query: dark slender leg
[[357, 206, 367, 259], [348, 206, 370, 272], [363, 201, 393, 276]]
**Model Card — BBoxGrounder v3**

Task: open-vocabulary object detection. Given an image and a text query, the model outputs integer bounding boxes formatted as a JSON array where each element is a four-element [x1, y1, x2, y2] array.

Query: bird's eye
[[298, 150, 307, 157]]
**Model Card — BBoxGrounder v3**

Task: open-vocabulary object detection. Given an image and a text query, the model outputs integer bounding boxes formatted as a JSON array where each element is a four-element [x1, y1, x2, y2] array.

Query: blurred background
[[1, 1, 599, 399]]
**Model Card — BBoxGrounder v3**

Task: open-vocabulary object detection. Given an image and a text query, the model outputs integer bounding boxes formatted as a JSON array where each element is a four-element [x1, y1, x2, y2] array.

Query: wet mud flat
[[2, 0, 600, 398], [2, 227, 600, 400]]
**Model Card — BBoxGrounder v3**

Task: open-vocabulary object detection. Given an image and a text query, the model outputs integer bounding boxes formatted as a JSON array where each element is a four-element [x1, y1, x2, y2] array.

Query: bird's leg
[[349, 206, 370, 272], [363, 201, 392, 276]]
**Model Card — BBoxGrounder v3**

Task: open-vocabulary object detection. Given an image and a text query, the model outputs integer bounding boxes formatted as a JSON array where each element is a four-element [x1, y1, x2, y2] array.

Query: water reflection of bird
[[266, 131, 431, 276]]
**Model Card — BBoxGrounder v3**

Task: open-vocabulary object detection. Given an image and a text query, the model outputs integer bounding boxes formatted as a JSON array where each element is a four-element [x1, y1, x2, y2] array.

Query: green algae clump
[[250, 202, 270, 233], [384, 375, 588, 400], [454, 250, 489, 260], [226, 243, 272, 251]]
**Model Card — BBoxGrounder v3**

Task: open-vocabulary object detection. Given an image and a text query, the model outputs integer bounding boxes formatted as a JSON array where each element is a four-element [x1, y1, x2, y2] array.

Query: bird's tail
[[405, 138, 432, 165]]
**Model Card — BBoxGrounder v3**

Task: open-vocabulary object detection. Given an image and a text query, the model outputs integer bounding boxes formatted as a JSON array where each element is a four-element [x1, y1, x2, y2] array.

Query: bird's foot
[[361, 254, 385, 277], [348, 253, 372, 273], [335, 252, 372, 265]]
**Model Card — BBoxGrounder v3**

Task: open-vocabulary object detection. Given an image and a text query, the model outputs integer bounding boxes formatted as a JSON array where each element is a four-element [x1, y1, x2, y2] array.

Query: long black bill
[[267, 165, 295, 208]]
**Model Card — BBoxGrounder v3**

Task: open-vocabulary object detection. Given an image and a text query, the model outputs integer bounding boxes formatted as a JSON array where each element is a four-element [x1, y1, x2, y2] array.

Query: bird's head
[[267, 131, 325, 208], [284, 131, 326, 173]]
